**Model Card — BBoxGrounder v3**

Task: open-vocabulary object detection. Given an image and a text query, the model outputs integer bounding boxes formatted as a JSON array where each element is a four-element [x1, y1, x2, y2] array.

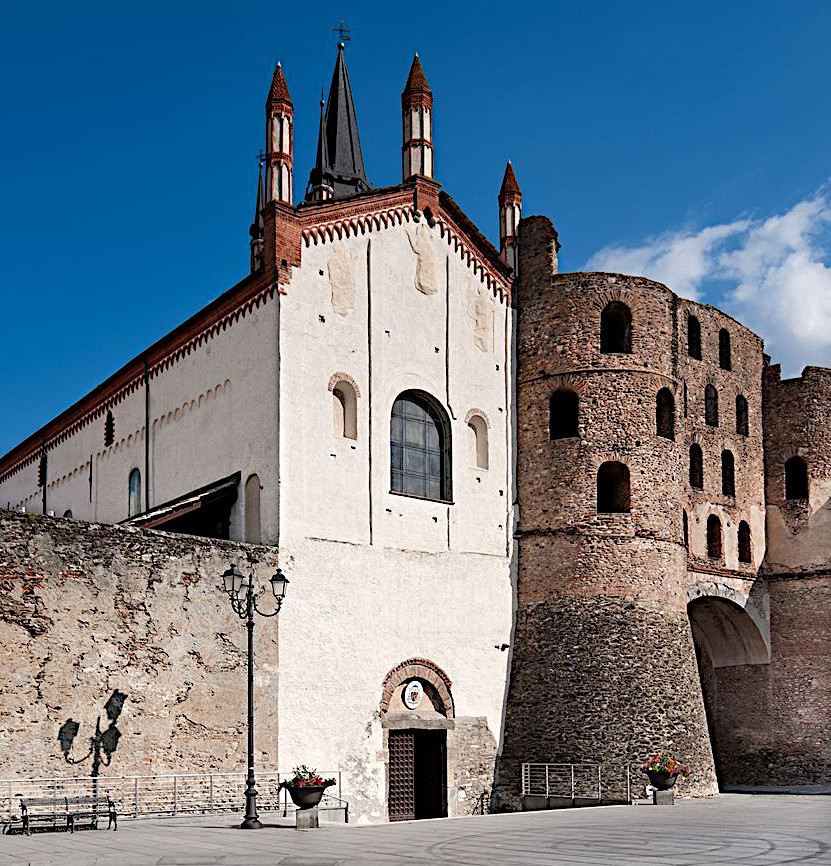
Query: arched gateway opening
[[687, 594, 770, 787], [380, 659, 454, 822]]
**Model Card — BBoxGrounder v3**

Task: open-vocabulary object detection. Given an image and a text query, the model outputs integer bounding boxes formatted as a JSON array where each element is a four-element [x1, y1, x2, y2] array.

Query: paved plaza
[[1, 794, 829, 865]]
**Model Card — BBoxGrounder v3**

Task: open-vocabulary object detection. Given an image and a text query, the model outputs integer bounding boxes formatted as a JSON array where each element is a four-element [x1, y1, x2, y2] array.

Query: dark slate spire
[[249, 162, 265, 271], [306, 43, 371, 200], [250, 163, 264, 240], [307, 97, 334, 201]]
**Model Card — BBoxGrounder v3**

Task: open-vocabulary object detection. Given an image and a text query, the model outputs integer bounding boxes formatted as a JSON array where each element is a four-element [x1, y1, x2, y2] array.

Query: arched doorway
[[687, 593, 770, 787], [380, 659, 454, 822]]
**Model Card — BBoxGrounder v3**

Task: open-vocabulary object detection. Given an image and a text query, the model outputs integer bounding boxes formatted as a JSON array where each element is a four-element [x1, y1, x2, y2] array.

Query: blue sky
[[2, 1, 831, 454]]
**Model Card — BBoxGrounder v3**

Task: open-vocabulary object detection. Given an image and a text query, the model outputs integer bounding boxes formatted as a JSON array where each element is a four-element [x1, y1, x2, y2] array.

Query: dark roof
[[267, 62, 292, 104], [403, 54, 431, 94], [249, 164, 264, 240], [500, 161, 521, 196], [306, 44, 371, 200]]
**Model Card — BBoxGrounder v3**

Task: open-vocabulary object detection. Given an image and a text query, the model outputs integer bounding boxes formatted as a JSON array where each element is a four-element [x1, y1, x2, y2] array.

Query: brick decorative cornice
[[0, 269, 278, 483], [295, 183, 514, 303]]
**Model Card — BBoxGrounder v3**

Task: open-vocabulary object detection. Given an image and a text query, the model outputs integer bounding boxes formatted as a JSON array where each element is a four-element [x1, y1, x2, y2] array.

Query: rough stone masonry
[[0, 510, 280, 780]]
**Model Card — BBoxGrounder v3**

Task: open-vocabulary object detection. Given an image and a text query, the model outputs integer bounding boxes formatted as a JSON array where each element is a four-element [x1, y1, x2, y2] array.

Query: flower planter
[[646, 770, 678, 791], [284, 784, 328, 810]]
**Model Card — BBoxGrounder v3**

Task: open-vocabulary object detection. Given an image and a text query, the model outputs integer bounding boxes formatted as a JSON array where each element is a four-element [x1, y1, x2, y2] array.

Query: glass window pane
[[391, 415, 403, 441], [391, 444, 403, 470], [427, 451, 440, 477], [404, 448, 425, 473], [405, 418, 424, 445]]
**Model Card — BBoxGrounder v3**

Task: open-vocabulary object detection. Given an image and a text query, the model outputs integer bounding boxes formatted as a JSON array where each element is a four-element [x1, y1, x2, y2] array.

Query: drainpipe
[[144, 357, 151, 511]]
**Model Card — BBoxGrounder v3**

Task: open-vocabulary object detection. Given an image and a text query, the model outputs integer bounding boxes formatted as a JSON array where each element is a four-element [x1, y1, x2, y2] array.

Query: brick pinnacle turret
[[265, 62, 293, 205], [498, 161, 522, 272], [402, 54, 434, 182]]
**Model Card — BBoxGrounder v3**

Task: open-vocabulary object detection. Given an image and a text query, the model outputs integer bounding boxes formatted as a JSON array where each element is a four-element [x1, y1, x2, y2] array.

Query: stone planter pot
[[646, 770, 678, 791], [284, 784, 328, 810]]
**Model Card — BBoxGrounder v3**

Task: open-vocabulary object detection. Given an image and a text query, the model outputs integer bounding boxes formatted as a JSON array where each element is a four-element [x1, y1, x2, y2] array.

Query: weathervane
[[332, 20, 351, 44]]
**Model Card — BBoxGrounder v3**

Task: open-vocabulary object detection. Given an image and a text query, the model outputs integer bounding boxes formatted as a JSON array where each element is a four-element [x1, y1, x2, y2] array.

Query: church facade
[[0, 46, 828, 821]]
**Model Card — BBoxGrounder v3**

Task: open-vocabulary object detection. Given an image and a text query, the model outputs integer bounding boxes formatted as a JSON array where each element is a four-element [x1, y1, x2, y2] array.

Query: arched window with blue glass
[[128, 468, 142, 517], [390, 391, 452, 502]]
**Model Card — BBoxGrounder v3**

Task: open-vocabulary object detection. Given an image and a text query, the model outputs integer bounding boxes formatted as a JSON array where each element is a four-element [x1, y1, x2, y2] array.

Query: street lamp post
[[220, 563, 289, 829]]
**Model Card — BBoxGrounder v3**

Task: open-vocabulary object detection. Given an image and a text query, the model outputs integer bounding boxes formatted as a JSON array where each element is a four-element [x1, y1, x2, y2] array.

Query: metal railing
[[521, 763, 631, 803], [0, 771, 346, 825]]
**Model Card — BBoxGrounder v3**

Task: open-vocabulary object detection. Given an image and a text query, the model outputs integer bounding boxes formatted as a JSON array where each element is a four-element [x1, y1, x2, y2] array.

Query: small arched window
[[682, 509, 689, 549], [687, 314, 702, 360], [332, 380, 358, 440], [597, 461, 630, 513], [600, 302, 632, 354], [467, 414, 489, 470], [719, 328, 732, 370], [63, 510, 73, 519], [549, 390, 579, 439], [706, 514, 723, 559], [391, 391, 452, 502], [244, 474, 261, 543], [705, 384, 719, 426], [656, 388, 675, 440], [736, 395, 749, 436], [721, 450, 735, 496], [784, 456, 808, 500], [738, 521, 752, 563], [689, 444, 703, 489], [128, 468, 142, 517], [104, 410, 115, 447]]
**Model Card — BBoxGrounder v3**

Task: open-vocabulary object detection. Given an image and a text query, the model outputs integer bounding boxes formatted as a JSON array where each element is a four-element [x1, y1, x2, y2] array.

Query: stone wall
[[0, 510, 280, 780], [496, 219, 719, 808]]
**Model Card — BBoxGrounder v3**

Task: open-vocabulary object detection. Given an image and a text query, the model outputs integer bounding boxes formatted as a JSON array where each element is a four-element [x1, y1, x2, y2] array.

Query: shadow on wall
[[58, 690, 128, 777]]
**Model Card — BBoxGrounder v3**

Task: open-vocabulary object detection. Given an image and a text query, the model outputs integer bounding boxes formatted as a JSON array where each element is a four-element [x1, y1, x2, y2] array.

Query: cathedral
[[0, 45, 828, 822]]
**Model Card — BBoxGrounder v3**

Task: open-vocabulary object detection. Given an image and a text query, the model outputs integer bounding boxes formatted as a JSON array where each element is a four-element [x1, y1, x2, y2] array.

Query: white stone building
[[0, 47, 520, 821]]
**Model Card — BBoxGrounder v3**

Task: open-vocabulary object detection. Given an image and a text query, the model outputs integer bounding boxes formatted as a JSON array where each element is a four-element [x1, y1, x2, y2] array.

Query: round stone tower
[[495, 217, 718, 808]]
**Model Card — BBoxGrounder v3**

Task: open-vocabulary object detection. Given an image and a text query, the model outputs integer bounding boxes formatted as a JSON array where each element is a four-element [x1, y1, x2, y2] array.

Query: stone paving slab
[[0, 794, 829, 865]]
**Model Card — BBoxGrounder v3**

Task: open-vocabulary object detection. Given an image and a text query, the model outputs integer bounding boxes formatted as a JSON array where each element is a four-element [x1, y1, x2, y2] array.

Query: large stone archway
[[687, 583, 771, 787]]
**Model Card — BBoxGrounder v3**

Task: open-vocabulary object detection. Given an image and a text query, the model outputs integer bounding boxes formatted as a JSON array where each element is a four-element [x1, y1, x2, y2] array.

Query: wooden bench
[[9, 793, 117, 835]]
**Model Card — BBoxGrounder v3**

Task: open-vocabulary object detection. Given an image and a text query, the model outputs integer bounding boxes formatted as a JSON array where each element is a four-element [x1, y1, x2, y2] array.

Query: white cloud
[[584, 190, 831, 376]]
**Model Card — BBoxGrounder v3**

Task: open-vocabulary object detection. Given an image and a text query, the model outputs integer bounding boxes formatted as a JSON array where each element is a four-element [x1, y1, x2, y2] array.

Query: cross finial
[[332, 20, 351, 44], [257, 150, 266, 169]]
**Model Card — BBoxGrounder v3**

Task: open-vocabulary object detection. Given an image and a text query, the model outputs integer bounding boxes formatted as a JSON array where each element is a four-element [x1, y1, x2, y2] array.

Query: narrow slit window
[[467, 415, 489, 470], [332, 380, 358, 440], [104, 410, 115, 447], [682, 509, 689, 549], [687, 314, 702, 360], [689, 444, 703, 489], [719, 328, 732, 370], [736, 395, 749, 436], [721, 450, 735, 497], [549, 390, 579, 439], [128, 468, 142, 517], [707, 514, 722, 559], [738, 521, 752, 563], [656, 388, 675, 440], [705, 385, 719, 426]]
